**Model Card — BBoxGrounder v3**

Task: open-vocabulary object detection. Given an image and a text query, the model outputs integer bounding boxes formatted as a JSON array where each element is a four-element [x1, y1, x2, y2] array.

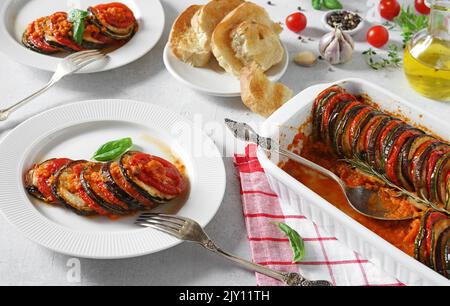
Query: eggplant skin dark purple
[[87, 6, 136, 40], [51, 160, 97, 216], [434, 227, 449, 278], [80, 163, 130, 215], [118, 153, 171, 204], [101, 162, 146, 210]]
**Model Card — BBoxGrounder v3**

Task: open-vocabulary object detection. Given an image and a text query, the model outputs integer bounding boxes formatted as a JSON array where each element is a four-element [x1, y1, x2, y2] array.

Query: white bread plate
[[163, 42, 289, 97], [256, 78, 450, 286]]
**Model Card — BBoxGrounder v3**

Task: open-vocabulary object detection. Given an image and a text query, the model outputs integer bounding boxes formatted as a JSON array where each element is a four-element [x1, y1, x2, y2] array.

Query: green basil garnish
[[323, 0, 343, 10], [92, 137, 133, 162], [68, 9, 89, 45], [312, 0, 343, 10], [273, 222, 305, 262], [312, 0, 323, 10]]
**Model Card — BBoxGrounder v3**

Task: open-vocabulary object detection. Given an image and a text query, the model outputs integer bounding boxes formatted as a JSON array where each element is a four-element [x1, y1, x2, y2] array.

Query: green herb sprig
[[272, 222, 305, 262], [362, 44, 402, 70], [68, 9, 89, 45], [394, 6, 428, 47], [312, 0, 343, 10], [92, 137, 133, 162], [343, 157, 448, 214]]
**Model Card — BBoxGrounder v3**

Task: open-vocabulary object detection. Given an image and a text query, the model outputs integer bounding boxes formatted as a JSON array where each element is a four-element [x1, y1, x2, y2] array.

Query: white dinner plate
[[163, 42, 289, 97], [0, 99, 226, 259], [0, 0, 165, 73]]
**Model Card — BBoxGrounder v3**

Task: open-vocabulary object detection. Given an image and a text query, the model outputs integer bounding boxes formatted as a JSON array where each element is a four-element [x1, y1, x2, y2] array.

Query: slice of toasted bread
[[191, 0, 244, 49], [212, 2, 283, 76], [240, 64, 293, 117], [169, 5, 211, 67]]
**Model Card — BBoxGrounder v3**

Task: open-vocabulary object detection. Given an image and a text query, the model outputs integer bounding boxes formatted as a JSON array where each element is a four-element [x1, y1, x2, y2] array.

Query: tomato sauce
[[281, 137, 422, 256]]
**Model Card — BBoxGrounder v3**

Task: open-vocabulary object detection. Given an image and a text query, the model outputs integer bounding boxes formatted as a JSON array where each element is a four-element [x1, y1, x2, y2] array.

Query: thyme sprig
[[363, 44, 402, 70], [343, 157, 447, 214]]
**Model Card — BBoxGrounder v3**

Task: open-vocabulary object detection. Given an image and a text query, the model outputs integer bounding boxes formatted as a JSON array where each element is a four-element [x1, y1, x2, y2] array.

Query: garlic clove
[[293, 51, 318, 67]]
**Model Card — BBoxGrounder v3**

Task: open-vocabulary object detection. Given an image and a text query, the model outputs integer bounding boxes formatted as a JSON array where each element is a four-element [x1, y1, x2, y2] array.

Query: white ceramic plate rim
[[0, 0, 165, 73], [0, 99, 226, 259], [163, 42, 290, 97]]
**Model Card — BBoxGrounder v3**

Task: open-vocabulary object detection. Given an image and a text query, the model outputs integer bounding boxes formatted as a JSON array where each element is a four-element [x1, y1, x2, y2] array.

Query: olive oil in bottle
[[403, 1, 450, 101], [404, 37, 450, 101]]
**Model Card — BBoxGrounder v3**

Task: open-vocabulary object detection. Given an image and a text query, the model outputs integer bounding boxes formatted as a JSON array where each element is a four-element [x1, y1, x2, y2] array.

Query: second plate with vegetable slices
[[0, 99, 226, 259]]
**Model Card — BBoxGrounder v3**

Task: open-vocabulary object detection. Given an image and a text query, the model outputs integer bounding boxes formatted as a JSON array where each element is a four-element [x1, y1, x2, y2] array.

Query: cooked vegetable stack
[[22, 2, 137, 54], [24, 151, 186, 217], [312, 85, 449, 278]]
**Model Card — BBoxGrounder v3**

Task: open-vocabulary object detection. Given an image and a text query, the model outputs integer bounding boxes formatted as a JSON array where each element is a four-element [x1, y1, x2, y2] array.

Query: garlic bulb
[[319, 28, 354, 65]]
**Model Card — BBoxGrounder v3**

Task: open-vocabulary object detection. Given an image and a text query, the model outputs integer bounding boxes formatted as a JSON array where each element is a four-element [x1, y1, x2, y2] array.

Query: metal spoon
[[225, 119, 414, 221]]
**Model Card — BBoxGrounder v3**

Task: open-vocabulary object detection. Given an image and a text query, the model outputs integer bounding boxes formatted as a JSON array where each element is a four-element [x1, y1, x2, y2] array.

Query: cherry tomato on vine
[[379, 0, 401, 21], [367, 25, 390, 48], [415, 0, 431, 15], [286, 12, 307, 33]]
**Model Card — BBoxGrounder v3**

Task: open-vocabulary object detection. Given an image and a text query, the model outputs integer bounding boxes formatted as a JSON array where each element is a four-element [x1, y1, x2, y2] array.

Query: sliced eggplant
[[81, 20, 113, 49], [44, 12, 84, 52], [88, 3, 137, 40], [313, 88, 343, 141], [25, 158, 72, 203], [429, 217, 450, 271], [374, 119, 402, 173], [333, 104, 366, 156], [320, 92, 355, 144], [22, 17, 59, 54], [351, 110, 381, 159], [384, 128, 423, 186], [80, 162, 133, 215], [367, 117, 397, 169], [433, 226, 449, 278], [119, 151, 186, 204], [103, 161, 154, 210], [430, 152, 450, 204], [343, 107, 374, 158], [51, 160, 100, 216], [356, 113, 389, 163]]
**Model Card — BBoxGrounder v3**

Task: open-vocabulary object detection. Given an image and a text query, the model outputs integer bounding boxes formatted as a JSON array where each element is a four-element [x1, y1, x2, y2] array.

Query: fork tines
[[135, 213, 187, 238]]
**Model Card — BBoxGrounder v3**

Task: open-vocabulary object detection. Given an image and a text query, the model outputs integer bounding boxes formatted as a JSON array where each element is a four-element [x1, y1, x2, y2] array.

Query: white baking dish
[[257, 78, 450, 286]]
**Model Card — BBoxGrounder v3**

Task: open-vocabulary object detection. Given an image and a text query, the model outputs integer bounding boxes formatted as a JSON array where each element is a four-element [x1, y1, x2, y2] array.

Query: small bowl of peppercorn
[[322, 10, 364, 36]]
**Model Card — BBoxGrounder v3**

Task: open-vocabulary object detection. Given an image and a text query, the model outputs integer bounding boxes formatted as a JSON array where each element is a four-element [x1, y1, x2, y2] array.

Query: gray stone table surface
[[0, 0, 449, 285]]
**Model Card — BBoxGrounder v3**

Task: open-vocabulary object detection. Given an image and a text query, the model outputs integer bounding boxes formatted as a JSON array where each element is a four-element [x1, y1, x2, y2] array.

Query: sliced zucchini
[[430, 217, 450, 271]]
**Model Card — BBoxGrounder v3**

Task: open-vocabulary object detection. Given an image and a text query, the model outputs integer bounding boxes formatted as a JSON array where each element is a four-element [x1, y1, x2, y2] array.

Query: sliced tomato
[[72, 163, 109, 215], [345, 106, 373, 158], [90, 2, 136, 29], [385, 129, 422, 186], [45, 12, 84, 51], [127, 153, 186, 196], [109, 162, 156, 208], [35, 158, 72, 202], [374, 119, 401, 171], [25, 17, 59, 53], [321, 93, 356, 145]]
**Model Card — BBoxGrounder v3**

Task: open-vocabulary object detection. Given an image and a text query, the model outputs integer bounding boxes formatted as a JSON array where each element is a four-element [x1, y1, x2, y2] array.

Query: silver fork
[[0, 50, 106, 121], [136, 213, 333, 286]]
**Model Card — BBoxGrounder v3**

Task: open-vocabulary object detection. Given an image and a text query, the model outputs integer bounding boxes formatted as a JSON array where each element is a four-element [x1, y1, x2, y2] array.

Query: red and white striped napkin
[[234, 144, 404, 286]]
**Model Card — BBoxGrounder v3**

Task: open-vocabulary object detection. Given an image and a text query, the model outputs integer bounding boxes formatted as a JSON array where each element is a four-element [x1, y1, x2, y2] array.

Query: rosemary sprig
[[343, 157, 447, 213], [362, 44, 402, 70]]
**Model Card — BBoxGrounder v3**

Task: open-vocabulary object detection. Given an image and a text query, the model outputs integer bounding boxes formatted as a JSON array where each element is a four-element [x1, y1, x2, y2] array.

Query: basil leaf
[[312, 0, 323, 10], [68, 9, 89, 45], [273, 222, 305, 262], [323, 0, 343, 9], [92, 137, 133, 161]]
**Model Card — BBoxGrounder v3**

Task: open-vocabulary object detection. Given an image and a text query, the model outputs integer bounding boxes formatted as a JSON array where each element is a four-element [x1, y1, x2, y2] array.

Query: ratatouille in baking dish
[[282, 85, 450, 279]]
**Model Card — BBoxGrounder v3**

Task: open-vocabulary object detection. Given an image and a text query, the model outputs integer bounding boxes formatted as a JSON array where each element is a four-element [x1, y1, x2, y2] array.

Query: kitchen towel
[[234, 144, 404, 286]]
